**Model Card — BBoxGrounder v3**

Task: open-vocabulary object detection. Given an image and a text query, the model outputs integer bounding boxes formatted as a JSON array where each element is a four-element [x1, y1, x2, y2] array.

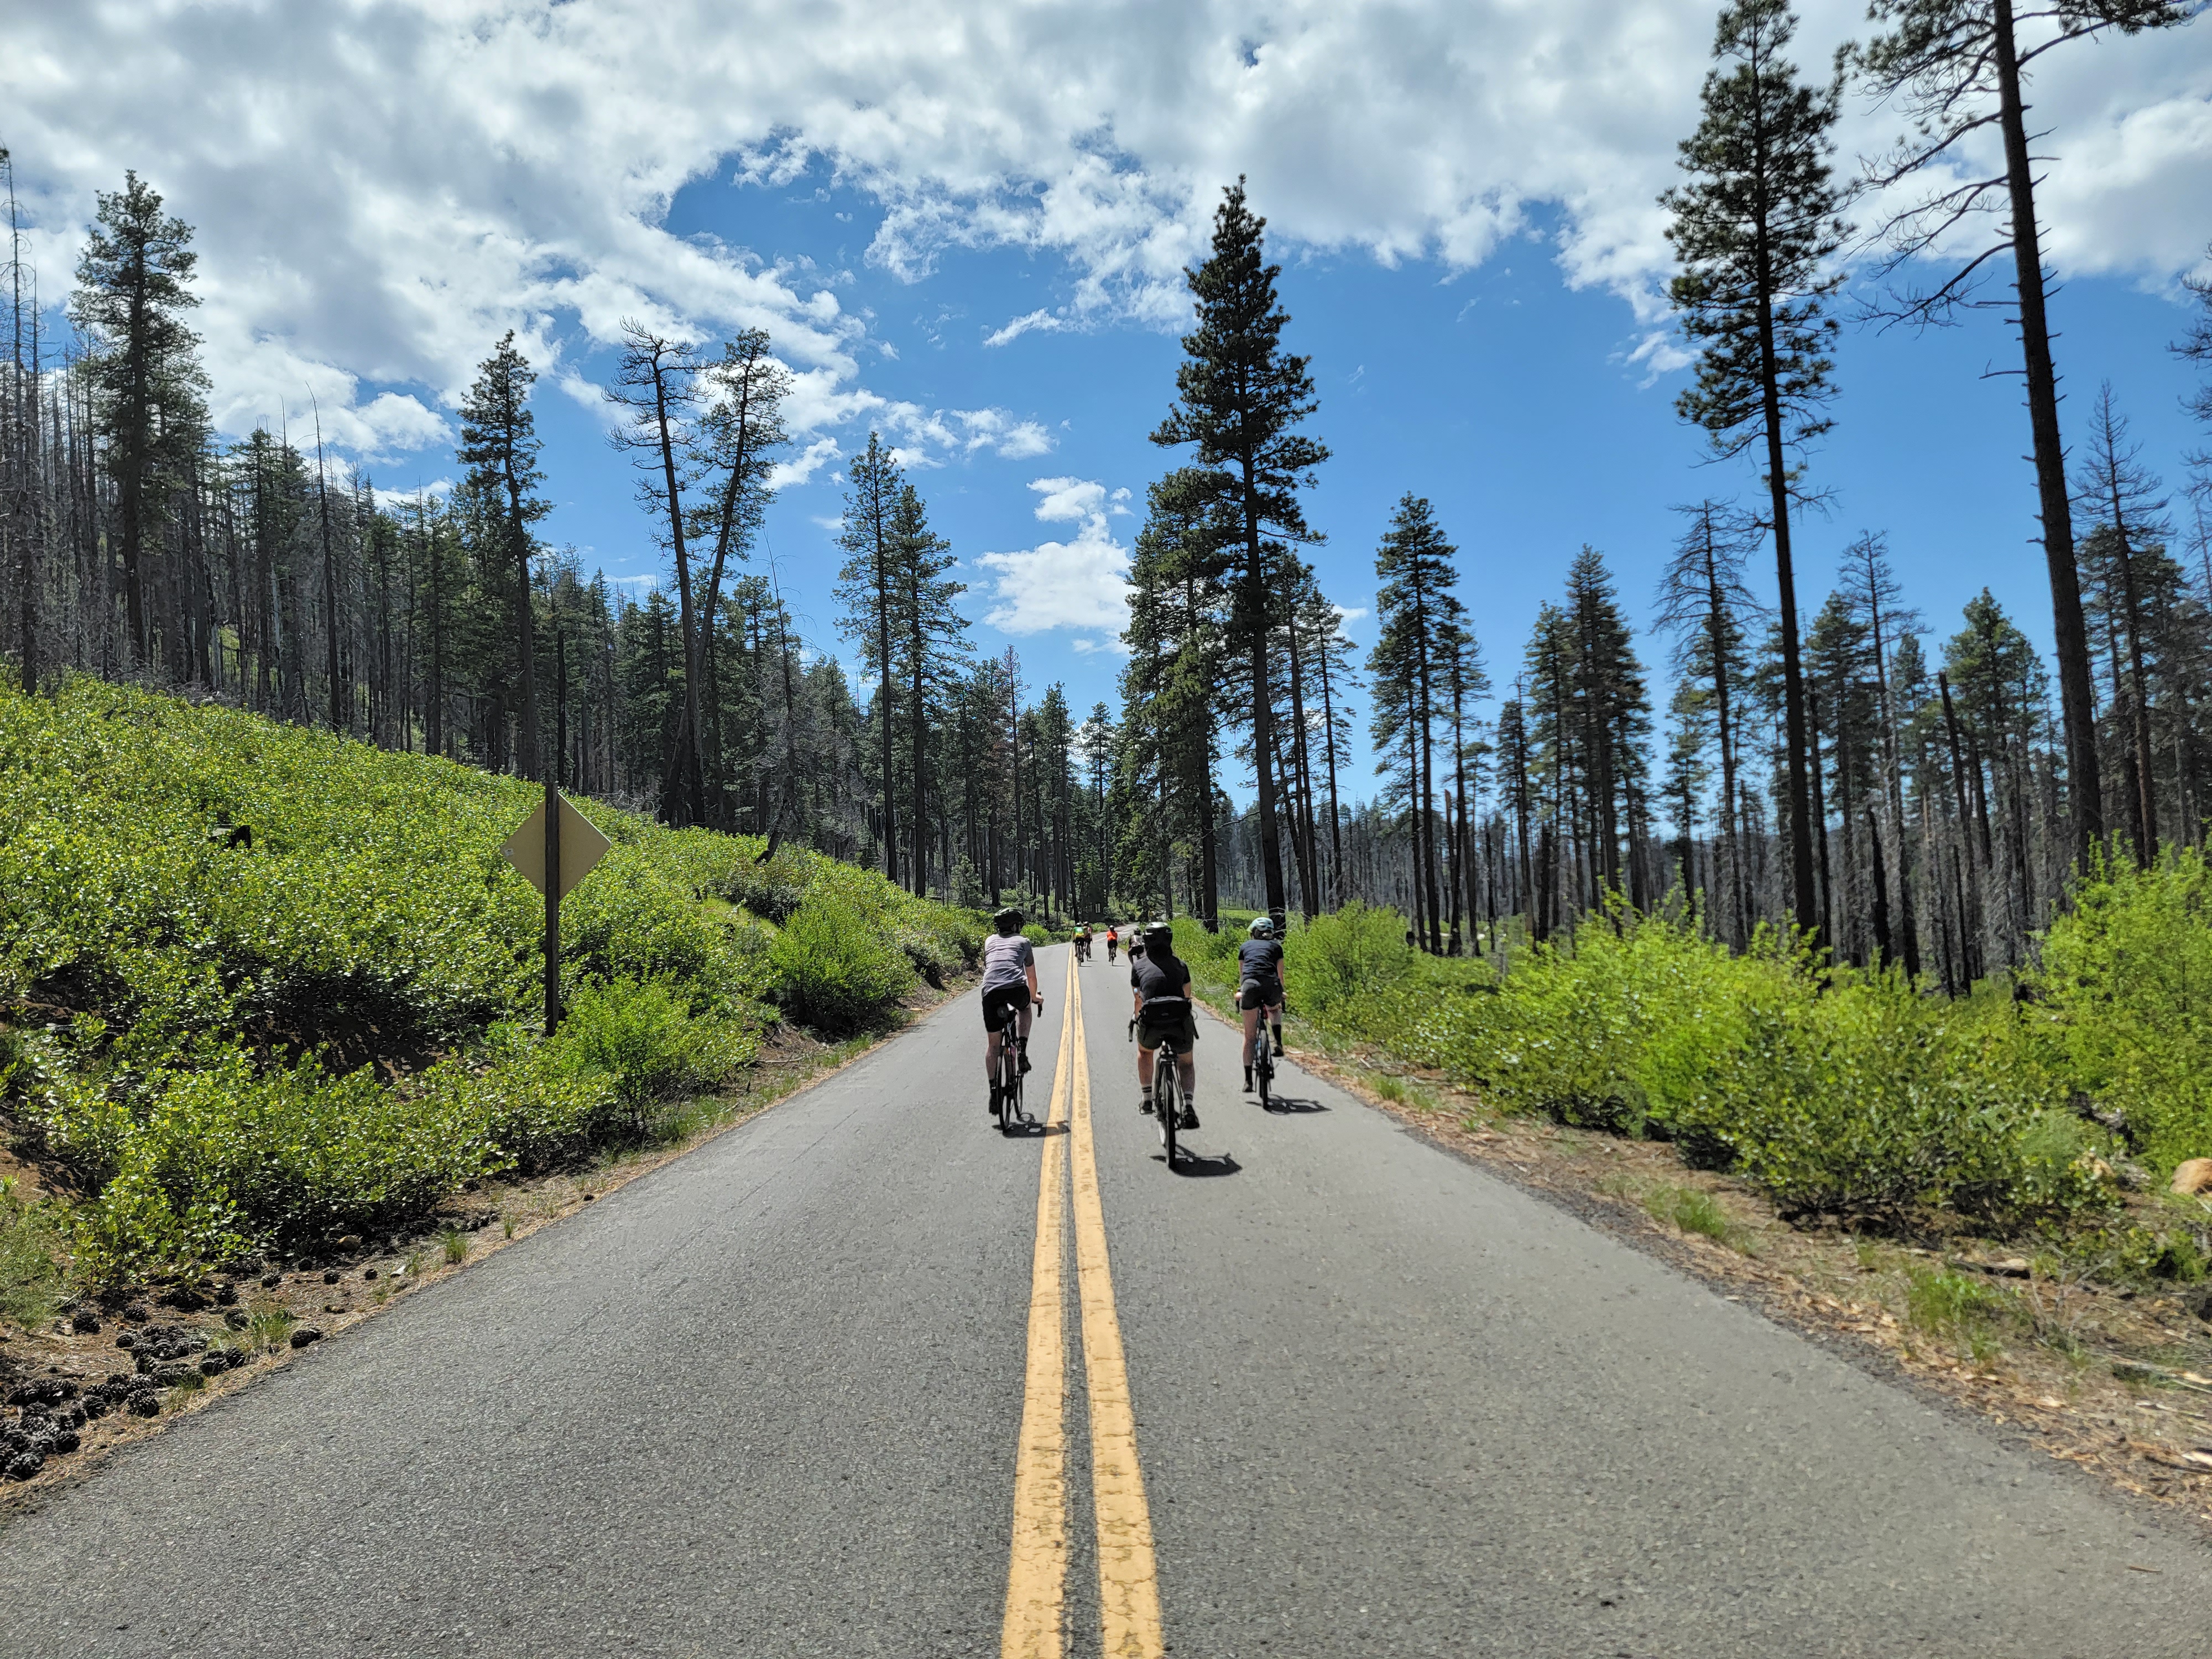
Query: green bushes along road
[[0, 679, 982, 1290], [1191, 884, 2212, 1254]]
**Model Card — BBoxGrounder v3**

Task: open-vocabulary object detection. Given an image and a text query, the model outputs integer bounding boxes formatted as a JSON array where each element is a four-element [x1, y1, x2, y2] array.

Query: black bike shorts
[[1136, 1002, 1197, 1056], [982, 982, 1029, 1030], [1239, 978, 1284, 1011]]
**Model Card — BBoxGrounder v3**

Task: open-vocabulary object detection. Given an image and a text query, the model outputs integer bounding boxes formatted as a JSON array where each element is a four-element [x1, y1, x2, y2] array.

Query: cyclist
[[1104, 924, 1119, 964], [1073, 920, 1092, 963], [1130, 923, 1198, 1130], [1237, 916, 1287, 1093], [981, 906, 1041, 1113]]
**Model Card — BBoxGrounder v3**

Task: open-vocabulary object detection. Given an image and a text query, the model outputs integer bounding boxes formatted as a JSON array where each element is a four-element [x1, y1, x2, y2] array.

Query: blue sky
[[8, 0, 2210, 796], [462, 168, 2211, 770]]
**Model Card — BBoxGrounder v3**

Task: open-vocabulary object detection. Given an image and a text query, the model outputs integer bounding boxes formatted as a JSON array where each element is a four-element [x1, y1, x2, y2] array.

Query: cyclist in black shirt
[[1129, 924, 1198, 1130], [1237, 916, 1286, 1093]]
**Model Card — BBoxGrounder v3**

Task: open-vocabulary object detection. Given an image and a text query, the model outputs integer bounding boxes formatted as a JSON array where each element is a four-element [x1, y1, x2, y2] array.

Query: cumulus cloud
[[975, 474, 1134, 638], [4, 0, 2204, 458]]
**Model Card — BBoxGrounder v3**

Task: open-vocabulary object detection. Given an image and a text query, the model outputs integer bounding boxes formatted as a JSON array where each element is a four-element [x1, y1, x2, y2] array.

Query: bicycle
[[1130, 1015, 1185, 1165], [1240, 989, 1279, 1109], [1074, 933, 1091, 964], [990, 995, 1035, 1133]]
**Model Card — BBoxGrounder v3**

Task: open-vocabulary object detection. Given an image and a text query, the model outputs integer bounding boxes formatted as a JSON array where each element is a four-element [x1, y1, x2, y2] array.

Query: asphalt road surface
[[5, 942, 2211, 1658]]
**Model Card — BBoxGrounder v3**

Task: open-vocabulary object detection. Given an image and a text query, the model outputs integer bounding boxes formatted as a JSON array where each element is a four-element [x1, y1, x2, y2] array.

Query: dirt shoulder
[[0, 982, 968, 1519], [1189, 991, 2212, 1535]]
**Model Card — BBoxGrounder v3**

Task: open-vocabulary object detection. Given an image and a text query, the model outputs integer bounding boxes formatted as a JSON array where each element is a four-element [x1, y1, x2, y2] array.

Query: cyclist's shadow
[[1260, 1095, 1328, 1115], [1165, 1149, 1240, 1177], [1003, 1118, 1063, 1140]]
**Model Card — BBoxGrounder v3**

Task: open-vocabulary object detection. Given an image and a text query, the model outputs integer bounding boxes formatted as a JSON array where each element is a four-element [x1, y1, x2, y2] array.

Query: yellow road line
[[1001, 955, 1075, 1659], [1067, 960, 1167, 1658]]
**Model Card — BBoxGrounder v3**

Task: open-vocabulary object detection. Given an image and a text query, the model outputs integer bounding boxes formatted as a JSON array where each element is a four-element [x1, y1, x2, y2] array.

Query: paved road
[[4, 942, 2210, 1657]]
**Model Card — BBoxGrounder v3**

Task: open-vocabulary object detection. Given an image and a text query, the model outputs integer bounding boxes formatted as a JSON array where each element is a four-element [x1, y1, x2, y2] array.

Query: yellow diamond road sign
[[502, 794, 612, 899]]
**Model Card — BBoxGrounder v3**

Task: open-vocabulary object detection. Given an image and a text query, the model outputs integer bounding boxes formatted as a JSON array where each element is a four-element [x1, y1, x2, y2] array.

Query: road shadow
[[999, 1118, 1065, 1140], [1261, 1095, 1328, 1115], [1163, 1150, 1241, 1177]]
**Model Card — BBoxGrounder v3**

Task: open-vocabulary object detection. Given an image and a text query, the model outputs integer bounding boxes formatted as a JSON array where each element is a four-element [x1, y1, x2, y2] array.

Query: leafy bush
[[1313, 902, 2112, 1232], [1282, 902, 1414, 1022], [2035, 848, 2212, 1172], [769, 895, 917, 1034], [551, 978, 759, 1124]]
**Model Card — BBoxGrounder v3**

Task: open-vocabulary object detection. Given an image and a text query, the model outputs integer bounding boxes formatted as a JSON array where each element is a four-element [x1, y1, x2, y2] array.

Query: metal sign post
[[500, 792, 612, 1034]]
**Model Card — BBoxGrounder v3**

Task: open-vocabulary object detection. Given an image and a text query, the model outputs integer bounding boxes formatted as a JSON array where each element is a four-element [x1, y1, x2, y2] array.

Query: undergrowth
[[0, 678, 983, 1288], [1234, 878, 2212, 1259]]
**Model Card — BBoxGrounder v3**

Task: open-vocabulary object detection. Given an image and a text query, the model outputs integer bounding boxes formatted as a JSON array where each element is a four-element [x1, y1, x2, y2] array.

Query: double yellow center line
[[1001, 951, 1165, 1659]]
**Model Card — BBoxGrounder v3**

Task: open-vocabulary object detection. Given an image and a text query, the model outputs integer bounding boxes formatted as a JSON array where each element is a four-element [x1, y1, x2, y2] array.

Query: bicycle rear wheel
[[997, 1020, 1021, 1131], [1256, 1046, 1272, 1109], [1156, 1058, 1178, 1165]]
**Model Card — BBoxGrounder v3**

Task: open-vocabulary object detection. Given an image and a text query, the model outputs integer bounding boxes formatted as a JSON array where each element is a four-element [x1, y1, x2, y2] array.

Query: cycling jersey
[[1237, 938, 1285, 1000], [1131, 950, 1191, 1007]]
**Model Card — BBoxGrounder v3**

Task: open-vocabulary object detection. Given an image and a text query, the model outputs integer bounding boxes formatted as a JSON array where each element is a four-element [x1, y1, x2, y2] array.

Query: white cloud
[[1029, 476, 1109, 523], [984, 309, 1068, 347], [977, 474, 1132, 638], [4, 0, 2205, 455]]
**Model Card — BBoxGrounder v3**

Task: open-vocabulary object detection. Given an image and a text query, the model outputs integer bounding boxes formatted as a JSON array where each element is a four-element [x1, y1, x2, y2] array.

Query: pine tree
[[70, 172, 207, 672], [836, 434, 905, 882], [893, 482, 966, 896], [1368, 496, 1463, 951], [1653, 500, 1762, 943], [688, 330, 790, 828], [1851, 0, 2197, 872], [457, 332, 552, 778], [606, 324, 708, 821], [1151, 179, 1328, 925], [1838, 531, 1924, 974], [2073, 382, 2171, 864], [1665, 0, 1844, 939]]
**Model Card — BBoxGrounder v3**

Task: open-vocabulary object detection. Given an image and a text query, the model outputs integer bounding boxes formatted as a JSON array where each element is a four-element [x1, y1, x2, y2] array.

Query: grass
[[1639, 1182, 1759, 1256], [1903, 1266, 2014, 1364], [439, 1228, 468, 1266], [244, 1306, 294, 1352], [0, 1180, 66, 1326]]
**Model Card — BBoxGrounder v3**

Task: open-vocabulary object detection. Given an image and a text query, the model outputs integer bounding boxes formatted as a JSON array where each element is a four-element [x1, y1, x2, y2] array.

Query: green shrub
[[769, 895, 916, 1034], [551, 978, 758, 1124], [1282, 902, 1413, 1022], [2035, 848, 2212, 1172]]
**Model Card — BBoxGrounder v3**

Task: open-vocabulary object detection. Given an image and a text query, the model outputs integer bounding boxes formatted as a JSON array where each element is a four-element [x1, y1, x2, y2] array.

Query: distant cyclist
[[1073, 920, 1092, 963], [1104, 925, 1119, 964], [1237, 916, 1286, 1094], [981, 907, 1041, 1112], [1130, 923, 1198, 1130]]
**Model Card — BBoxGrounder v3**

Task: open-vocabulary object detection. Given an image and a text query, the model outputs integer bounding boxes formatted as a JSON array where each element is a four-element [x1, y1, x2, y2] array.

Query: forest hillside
[[0, 677, 982, 1298]]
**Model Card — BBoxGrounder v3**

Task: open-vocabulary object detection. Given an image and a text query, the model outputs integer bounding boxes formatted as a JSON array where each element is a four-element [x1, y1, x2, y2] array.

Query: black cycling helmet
[[992, 906, 1024, 937], [1143, 922, 1173, 950]]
